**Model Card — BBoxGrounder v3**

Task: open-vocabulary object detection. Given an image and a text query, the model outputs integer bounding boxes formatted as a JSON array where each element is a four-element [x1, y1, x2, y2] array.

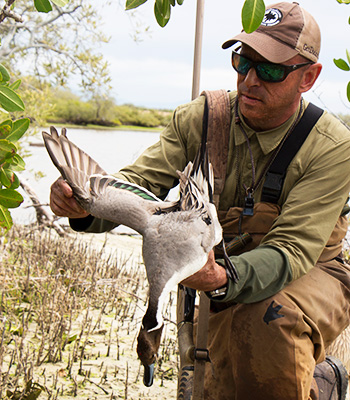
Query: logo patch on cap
[[261, 8, 282, 27]]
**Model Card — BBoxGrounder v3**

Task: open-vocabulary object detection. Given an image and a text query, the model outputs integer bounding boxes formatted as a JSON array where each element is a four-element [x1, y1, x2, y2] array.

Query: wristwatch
[[209, 285, 227, 298]]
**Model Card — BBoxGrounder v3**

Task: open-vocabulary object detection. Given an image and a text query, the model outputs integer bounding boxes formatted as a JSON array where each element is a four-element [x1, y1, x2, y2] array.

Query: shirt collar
[[232, 100, 304, 155]]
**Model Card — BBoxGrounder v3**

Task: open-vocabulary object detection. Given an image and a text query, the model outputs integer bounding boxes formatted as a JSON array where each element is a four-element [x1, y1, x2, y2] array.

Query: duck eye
[[202, 215, 211, 225]]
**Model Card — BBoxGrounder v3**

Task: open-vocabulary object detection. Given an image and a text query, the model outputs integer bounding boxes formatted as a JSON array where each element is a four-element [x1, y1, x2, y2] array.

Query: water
[[15, 128, 162, 229]]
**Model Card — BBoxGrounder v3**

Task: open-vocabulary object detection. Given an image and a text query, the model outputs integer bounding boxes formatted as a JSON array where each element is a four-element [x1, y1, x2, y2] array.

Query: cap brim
[[222, 31, 298, 63]]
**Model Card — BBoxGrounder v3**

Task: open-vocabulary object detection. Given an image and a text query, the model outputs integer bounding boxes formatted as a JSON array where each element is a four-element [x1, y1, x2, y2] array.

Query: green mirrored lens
[[257, 64, 285, 82], [233, 54, 251, 74], [231, 51, 309, 83]]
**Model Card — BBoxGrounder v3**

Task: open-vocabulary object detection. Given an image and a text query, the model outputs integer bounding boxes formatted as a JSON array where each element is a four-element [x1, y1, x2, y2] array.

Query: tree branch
[[20, 179, 66, 236], [36, 4, 82, 29], [0, 0, 23, 24]]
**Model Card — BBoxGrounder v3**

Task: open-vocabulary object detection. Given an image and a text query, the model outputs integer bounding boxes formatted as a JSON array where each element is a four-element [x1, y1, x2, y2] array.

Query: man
[[50, 2, 350, 399]]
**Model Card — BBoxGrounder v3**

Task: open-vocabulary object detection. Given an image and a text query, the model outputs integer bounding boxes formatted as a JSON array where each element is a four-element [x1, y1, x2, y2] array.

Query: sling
[[261, 102, 323, 203]]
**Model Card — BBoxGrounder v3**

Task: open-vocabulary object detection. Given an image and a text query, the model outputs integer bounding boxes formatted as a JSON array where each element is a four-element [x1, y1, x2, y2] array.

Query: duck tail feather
[[182, 138, 214, 207]]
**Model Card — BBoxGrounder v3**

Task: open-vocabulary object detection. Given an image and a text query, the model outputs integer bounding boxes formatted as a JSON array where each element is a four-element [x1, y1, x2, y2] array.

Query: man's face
[[236, 45, 313, 131]]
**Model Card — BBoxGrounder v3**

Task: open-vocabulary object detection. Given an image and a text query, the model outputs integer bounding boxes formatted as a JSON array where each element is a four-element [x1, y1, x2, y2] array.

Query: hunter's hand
[[181, 250, 228, 292], [50, 177, 90, 219]]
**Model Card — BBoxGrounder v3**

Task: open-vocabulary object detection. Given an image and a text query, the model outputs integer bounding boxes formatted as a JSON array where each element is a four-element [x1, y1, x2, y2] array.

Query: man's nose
[[243, 67, 261, 87]]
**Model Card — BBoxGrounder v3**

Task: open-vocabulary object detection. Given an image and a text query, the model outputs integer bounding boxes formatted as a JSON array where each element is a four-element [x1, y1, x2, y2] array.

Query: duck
[[42, 126, 238, 387]]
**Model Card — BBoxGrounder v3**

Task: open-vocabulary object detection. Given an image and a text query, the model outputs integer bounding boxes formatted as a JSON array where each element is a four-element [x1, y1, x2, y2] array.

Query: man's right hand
[[50, 177, 90, 219]]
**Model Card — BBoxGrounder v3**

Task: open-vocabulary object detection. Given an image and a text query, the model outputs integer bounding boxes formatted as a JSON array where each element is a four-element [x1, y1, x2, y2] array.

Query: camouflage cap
[[222, 2, 320, 63]]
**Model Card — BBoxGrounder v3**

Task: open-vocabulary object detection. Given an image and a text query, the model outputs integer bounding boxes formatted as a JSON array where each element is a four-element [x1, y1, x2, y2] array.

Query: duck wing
[[42, 126, 177, 233]]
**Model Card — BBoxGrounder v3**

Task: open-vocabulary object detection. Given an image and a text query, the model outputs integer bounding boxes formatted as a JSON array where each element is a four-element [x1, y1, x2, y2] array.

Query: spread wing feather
[[42, 127, 177, 214]]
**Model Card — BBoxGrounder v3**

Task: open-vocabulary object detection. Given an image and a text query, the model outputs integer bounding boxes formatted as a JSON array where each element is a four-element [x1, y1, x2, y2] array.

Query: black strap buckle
[[261, 171, 284, 203]]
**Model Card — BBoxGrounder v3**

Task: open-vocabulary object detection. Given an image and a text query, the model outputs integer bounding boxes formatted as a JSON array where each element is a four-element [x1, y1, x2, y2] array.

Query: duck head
[[137, 323, 164, 387]]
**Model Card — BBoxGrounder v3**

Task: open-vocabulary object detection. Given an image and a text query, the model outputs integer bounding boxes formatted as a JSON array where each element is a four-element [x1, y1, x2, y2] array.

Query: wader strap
[[192, 294, 211, 399], [201, 89, 231, 206], [261, 103, 324, 203], [177, 90, 231, 400], [192, 90, 231, 400]]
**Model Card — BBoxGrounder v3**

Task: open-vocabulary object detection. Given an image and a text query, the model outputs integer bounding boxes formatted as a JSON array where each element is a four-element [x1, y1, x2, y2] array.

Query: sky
[[97, 0, 350, 115]]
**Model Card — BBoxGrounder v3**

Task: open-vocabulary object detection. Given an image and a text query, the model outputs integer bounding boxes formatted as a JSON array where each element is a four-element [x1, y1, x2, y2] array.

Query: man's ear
[[299, 63, 322, 94]]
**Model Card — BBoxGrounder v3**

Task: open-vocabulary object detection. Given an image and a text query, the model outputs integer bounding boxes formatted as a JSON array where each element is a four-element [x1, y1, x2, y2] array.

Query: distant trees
[[0, 0, 114, 232], [46, 87, 172, 128]]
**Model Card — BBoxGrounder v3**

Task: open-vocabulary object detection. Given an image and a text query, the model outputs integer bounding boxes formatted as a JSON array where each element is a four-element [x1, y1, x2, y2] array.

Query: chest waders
[[176, 91, 346, 399]]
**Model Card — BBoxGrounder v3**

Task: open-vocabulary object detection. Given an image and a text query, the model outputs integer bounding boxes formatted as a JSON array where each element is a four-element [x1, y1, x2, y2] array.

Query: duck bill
[[143, 362, 155, 387]]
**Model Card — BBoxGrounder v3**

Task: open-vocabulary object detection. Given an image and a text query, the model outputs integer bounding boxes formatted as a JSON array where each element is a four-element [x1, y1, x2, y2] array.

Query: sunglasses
[[231, 51, 313, 83]]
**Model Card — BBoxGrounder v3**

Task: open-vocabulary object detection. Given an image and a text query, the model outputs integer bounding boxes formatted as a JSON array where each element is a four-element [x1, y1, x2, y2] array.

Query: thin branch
[[19, 179, 66, 236], [0, 0, 23, 24], [36, 4, 82, 29]]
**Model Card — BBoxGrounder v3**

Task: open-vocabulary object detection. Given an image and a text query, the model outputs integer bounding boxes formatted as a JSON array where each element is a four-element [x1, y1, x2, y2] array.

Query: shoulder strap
[[201, 90, 231, 207], [191, 90, 231, 400], [261, 103, 324, 203]]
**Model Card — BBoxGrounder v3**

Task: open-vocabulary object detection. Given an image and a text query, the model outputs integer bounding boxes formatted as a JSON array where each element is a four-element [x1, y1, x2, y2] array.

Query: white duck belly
[[142, 209, 222, 330]]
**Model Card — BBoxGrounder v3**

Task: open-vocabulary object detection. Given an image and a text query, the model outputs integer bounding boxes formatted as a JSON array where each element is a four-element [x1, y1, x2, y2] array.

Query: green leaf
[[347, 81, 350, 103], [0, 167, 20, 189], [0, 167, 11, 188], [51, 0, 69, 6], [0, 205, 12, 231], [9, 79, 21, 91], [0, 140, 16, 163], [347, 49, 350, 66], [9, 171, 20, 189], [0, 120, 12, 139], [0, 119, 12, 129], [0, 189, 23, 208], [177, 0, 184, 4], [169, 0, 175, 6], [7, 118, 30, 142], [9, 154, 26, 171], [242, 0, 265, 33], [0, 169, 19, 189], [0, 86, 25, 112], [34, 0, 53, 12], [125, 0, 147, 10], [0, 65, 10, 83], [333, 58, 350, 71], [155, 0, 171, 27], [337, 0, 350, 3], [0, 168, 18, 189]]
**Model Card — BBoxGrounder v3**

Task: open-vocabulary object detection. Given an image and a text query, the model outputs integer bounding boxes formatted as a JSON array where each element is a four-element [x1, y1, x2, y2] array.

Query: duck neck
[[142, 308, 159, 332]]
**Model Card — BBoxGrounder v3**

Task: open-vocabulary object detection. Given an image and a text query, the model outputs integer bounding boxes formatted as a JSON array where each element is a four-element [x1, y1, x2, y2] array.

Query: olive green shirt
[[71, 91, 350, 303]]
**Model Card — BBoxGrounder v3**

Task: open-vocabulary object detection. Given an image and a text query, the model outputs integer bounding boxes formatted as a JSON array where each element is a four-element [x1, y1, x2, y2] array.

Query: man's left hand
[[180, 250, 228, 292]]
